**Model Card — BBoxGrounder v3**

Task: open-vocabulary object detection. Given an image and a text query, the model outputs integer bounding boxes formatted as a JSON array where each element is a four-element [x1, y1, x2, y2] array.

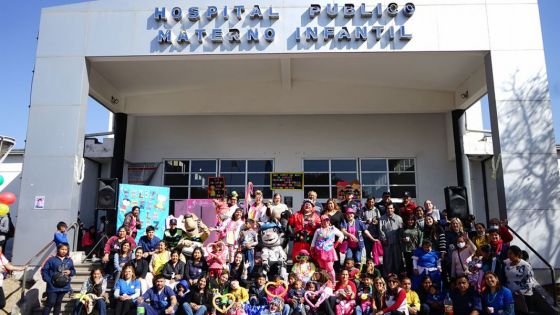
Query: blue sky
[[0, 1, 558, 149]]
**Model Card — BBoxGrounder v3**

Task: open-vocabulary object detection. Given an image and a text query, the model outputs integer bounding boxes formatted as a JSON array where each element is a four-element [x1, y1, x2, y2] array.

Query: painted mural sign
[[117, 184, 170, 243], [208, 176, 226, 198], [270, 172, 304, 190], [153, 2, 414, 48]]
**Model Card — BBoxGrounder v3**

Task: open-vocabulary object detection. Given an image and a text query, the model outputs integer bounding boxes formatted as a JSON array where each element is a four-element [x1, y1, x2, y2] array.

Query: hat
[[321, 214, 330, 221], [170, 218, 177, 225], [382, 191, 391, 196], [297, 249, 310, 257], [302, 199, 314, 205], [403, 191, 411, 198], [345, 207, 356, 214]]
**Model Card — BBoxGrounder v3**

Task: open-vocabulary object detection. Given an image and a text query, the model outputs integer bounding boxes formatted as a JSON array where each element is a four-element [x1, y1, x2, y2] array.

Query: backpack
[[52, 259, 70, 288]]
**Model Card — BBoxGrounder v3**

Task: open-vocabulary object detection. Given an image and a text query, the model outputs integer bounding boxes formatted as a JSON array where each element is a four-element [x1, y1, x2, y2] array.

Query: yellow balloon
[[0, 203, 9, 216]]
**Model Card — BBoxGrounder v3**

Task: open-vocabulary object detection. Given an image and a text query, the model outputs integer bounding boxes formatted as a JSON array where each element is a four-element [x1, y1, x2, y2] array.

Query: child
[[207, 241, 227, 278], [230, 280, 249, 304], [466, 256, 484, 292], [287, 273, 298, 288], [356, 274, 375, 315], [287, 279, 306, 315], [239, 219, 258, 273], [266, 275, 288, 303], [249, 274, 269, 306], [304, 281, 320, 314], [342, 258, 360, 284], [401, 277, 421, 315], [54, 221, 69, 246], [361, 259, 381, 281], [174, 280, 189, 305], [291, 249, 316, 284], [263, 297, 285, 315]]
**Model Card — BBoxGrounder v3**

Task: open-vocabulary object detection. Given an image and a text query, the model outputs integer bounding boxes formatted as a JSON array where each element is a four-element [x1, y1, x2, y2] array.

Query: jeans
[[43, 291, 67, 315], [345, 246, 362, 265], [72, 298, 107, 315], [182, 303, 207, 315], [243, 248, 255, 273]]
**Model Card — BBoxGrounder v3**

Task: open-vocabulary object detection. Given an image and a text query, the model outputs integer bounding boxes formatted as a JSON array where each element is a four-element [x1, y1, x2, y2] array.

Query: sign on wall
[[117, 184, 170, 243], [270, 172, 304, 190], [208, 176, 226, 198]]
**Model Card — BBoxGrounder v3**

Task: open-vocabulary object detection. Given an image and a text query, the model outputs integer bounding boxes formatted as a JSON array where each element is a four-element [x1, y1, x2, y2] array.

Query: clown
[[259, 222, 288, 281], [287, 199, 321, 262], [310, 214, 344, 283], [177, 213, 210, 259], [291, 249, 316, 284]]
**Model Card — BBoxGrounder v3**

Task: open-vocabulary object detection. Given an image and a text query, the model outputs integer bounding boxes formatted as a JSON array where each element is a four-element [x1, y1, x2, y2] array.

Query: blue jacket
[[340, 219, 367, 249], [41, 255, 76, 292]]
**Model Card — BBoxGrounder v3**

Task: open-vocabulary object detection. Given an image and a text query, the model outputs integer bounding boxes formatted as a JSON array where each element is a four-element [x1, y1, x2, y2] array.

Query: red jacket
[[288, 211, 320, 242]]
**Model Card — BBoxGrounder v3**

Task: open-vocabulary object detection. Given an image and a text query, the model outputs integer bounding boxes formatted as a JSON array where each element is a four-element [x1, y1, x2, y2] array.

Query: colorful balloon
[[0, 175, 4, 186], [0, 203, 8, 216], [0, 192, 16, 205]]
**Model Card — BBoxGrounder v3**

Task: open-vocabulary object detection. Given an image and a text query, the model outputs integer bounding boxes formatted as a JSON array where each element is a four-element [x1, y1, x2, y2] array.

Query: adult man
[[138, 226, 161, 261], [375, 191, 392, 216], [339, 190, 360, 215], [307, 191, 322, 214], [398, 191, 417, 218], [287, 199, 321, 262], [163, 219, 185, 252], [137, 275, 177, 315], [226, 192, 240, 218], [379, 204, 404, 276], [450, 275, 482, 315], [359, 197, 382, 260]]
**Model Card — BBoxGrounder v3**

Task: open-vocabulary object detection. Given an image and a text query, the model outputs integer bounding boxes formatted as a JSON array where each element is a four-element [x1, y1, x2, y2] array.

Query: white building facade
[[13, 0, 560, 278]]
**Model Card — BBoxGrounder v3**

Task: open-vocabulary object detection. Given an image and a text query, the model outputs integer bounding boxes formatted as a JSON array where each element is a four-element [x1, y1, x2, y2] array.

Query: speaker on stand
[[444, 186, 469, 221], [95, 178, 118, 236]]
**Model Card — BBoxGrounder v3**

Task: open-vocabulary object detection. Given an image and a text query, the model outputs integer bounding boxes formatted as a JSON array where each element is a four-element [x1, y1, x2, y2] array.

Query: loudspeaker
[[96, 178, 118, 210], [444, 186, 469, 220]]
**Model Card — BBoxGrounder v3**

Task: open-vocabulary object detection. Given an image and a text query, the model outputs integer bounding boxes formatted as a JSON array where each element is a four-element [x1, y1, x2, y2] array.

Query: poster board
[[208, 176, 226, 198], [270, 172, 304, 190], [117, 184, 170, 243], [174, 199, 218, 244]]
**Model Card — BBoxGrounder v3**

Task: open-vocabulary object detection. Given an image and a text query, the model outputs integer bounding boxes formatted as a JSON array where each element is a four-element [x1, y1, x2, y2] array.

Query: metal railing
[[506, 224, 557, 306], [18, 222, 79, 301], [82, 233, 108, 263]]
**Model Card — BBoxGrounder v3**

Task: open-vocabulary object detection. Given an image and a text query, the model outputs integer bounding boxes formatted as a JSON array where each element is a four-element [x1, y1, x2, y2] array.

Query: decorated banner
[[117, 184, 170, 243], [336, 180, 362, 201], [208, 176, 226, 198], [270, 172, 304, 190], [174, 199, 218, 243]]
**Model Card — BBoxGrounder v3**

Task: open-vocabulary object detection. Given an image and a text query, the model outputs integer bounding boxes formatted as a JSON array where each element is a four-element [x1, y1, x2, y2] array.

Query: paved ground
[[2, 277, 22, 314]]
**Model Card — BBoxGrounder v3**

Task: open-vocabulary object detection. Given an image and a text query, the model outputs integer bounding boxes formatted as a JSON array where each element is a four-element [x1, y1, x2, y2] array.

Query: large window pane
[[164, 174, 189, 186], [304, 173, 329, 185], [389, 173, 416, 185], [165, 160, 189, 173], [222, 173, 246, 186], [331, 173, 358, 185], [221, 160, 246, 172], [362, 186, 387, 200], [190, 173, 215, 187], [190, 187, 208, 199], [170, 187, 189, 199], [389, 186, 416, 198], [304, 160, 328, 172], [191, 160, 216, 172], [248, 160, 273, 172], [304, 186, 330, 199], [331, 160, 357, 172], [389, 159, 415, 172], [361, 159, 387, 172], [361, 173, 388, 186], [247, 173, 270, 186]]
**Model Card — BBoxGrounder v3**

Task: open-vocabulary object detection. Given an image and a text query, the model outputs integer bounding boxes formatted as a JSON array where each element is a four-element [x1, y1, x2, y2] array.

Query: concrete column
[[485, 50, 560, 268], [12, 57, 89, 264]]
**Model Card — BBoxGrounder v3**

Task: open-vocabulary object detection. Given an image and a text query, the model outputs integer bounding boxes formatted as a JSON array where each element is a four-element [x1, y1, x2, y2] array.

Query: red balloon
[[0, 192, 16, 205]]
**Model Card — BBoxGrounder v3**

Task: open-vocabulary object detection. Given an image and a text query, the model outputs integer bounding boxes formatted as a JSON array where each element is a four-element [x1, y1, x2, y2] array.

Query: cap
[[345, 207, 356, 214], [321, 214, 330, 221], [297, 249, 310, 257], [302, 199, 314, 205], [170, 218, 177, 225], [403, 191, 411, 198]]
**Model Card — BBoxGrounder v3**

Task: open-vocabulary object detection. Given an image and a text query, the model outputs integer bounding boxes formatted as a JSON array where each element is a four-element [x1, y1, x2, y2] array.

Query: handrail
[[506, 225, 557, 306], [18, 221, 79, 301], [82, 233, 108, 263]]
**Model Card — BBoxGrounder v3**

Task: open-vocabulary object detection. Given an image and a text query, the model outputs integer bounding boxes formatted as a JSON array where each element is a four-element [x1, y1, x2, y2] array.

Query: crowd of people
[[36, 190, 539, 315]]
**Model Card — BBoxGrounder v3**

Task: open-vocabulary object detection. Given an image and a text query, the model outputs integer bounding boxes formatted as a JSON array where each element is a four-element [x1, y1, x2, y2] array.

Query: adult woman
[[450, 234, 477, 279], [184, 247, 208, 287], [149, 241, 170, 276], [400, 216, 423, 277], [414, 206, 426, 229], [504, 245, 535, 313], [113, 265, 141, 315], [113, 241, 133, 280], [72, 268, 107, 315], [417, 276, 443, 315], [310, 215, 344, 283], [422, 216, 447, 255], [248, 190, 267, 223], [472, 223, 489, 254], [376, 274, 407, 315], [123, 206, 142, 238], [162, 250, 185, 285], [423, 200, 440, 221], [288, 199, 321, 262], [183, 276, 212, 315], [481, 271, 514, 315], [322, 198, 344, 229], [41, 243, 76, 315], [268, 193, 290, 223], [340, 208, 371, 268], [229, 252, 248, 286], [102, 227, 136, 265], [0, 244, 24, 309], [445, 218, 464, 254], [335, 269, 357, 315], [131, 247, 150, 293]]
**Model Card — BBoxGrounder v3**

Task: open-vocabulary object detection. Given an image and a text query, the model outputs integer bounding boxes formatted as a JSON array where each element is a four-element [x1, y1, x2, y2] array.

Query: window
[[163, 159, 274, 211], [303, 158, 416, 201]]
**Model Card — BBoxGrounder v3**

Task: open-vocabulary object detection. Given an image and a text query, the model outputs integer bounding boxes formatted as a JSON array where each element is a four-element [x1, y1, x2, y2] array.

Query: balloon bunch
[[0, 175, 16, 216]]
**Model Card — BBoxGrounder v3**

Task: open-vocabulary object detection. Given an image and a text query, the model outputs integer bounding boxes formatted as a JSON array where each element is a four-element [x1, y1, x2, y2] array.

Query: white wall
[[0, 153, 23, 224], [125, 114, 456, 209]]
